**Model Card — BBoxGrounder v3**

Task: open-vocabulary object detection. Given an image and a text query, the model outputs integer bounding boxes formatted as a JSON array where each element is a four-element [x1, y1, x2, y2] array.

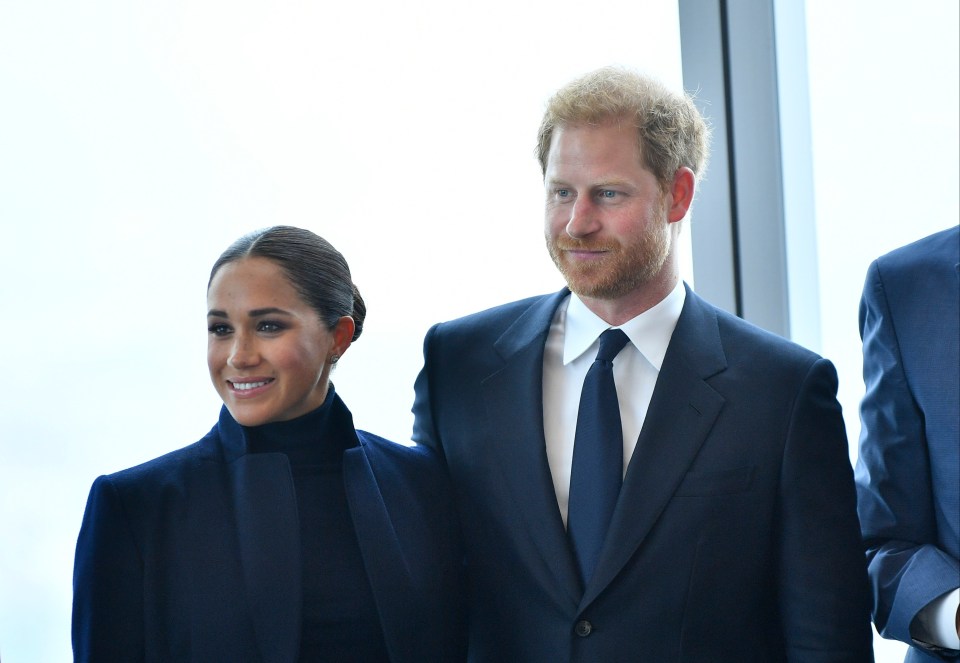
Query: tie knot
[[595, 328, 630, 363]]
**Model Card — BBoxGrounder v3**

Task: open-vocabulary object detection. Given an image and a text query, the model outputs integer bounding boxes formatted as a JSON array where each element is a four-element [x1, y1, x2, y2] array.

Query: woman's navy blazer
[[72, 393, 466, 662]]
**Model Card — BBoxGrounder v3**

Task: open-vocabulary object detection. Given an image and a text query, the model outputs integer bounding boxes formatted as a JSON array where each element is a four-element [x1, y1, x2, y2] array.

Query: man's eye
[[599, 190, 617, 199], [208, 323, 231, 336], [555, 188, 570, 198]]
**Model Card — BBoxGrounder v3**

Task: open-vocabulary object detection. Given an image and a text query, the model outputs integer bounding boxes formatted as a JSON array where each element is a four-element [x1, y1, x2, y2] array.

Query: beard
[[546, 218, 671, 301]]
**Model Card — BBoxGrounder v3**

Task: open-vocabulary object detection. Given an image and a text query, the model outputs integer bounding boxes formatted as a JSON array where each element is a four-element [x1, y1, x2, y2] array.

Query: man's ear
[[666, 167, 696, 223]]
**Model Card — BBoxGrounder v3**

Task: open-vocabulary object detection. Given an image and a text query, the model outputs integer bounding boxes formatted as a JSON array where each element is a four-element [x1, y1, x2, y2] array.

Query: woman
[[72, 226, 466, 662]]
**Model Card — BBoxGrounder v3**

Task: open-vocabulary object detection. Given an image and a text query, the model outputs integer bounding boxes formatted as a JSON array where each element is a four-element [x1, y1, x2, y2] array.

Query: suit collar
[[481, 285, 731, 609], [225, 448, 302, 663], [563, 280, 686, 370], [484, 288, 585, 608], [343, 437, 421, 663], [493, 288, 570, 360], [582, 285, 727, 606], [217, 391, 384, 663]]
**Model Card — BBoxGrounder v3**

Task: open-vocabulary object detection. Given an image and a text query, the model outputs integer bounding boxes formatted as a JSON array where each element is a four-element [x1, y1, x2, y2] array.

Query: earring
[[330, 354, 340, 364]]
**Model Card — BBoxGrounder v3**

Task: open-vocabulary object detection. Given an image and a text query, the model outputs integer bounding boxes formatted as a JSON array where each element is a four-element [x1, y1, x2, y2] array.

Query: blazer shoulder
[[97, 424, 221, 491], [875, 225, 959, 276], [356, 430, 446, 481], [432, 291, 563, 338], [690, 289, 823, 368]]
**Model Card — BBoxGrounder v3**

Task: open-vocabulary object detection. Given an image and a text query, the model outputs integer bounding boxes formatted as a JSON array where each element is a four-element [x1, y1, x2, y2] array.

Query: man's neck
[[577, 273, 680, 327]]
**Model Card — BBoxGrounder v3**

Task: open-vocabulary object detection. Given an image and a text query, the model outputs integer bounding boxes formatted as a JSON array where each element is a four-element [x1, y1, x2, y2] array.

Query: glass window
[[806, 2, 958, 659]]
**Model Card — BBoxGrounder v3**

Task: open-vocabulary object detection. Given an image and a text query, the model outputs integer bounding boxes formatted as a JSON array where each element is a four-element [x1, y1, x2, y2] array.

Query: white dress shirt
[[913, 587, 960, 650], [542, 281, 685, 525]]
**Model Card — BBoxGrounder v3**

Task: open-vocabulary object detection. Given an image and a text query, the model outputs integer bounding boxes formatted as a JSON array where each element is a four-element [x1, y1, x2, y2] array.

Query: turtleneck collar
[[216, 384, 361, 465]]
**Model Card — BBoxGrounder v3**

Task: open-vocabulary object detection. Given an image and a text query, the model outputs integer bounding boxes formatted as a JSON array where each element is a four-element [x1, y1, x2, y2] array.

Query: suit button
[[575, 620, 592, 637]]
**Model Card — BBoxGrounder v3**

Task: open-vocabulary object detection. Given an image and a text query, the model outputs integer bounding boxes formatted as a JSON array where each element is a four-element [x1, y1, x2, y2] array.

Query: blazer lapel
[[582, 287, 728, 608], [218, 410, 302, 663], [343, 443, 420, 663], [481, 289, 583, 609]]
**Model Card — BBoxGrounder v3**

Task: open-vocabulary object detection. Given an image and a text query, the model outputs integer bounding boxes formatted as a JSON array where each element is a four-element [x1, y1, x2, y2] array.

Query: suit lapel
[[343, 443, 420, 663], [481, 289, 583, 608], [582, 287, 728, 608], [225, 446, 302, 663]]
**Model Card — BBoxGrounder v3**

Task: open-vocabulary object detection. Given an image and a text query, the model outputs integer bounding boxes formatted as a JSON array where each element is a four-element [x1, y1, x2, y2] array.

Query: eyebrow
[[546, 178, 632, 188], [206, 307, 293, 318]]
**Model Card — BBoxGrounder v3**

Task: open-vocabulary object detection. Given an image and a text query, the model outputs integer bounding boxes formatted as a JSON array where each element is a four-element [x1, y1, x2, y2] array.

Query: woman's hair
[[536, 66, 710, 192], [208, 226, 366, 341]]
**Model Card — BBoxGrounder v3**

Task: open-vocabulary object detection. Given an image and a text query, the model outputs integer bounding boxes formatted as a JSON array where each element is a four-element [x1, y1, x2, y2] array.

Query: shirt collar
[[562, 280, 686, 370]]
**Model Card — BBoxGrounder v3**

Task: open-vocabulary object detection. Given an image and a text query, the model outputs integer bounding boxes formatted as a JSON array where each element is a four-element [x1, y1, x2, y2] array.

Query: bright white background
[[0, 0, 955, 660]]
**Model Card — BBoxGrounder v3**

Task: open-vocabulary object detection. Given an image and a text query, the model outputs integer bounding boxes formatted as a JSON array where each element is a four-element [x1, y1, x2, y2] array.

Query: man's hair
[[536, 66, 710, 190]]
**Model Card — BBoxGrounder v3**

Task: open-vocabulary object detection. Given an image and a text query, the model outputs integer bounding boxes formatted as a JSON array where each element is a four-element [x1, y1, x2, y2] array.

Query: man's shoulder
[[669, 290, 833, 397], [686, 287, 821, 361], [432, 290, 566, 337], [876, 225, 959, 275]]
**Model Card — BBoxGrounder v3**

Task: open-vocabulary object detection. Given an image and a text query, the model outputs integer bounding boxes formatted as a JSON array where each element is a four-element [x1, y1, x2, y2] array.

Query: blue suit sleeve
[[412, 323, 442, 455], [72, 475, 145, 662], [855, 260, 960, 656], [777, 357, 876, 661]]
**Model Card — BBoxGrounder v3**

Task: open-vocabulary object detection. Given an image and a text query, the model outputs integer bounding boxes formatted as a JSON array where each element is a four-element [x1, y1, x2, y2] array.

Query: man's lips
[[562, 247, 611, 261]]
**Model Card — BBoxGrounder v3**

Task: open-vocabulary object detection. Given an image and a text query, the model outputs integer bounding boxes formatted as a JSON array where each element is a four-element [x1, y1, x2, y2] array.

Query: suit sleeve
[[72, 475, 145, 662], [777, 357, 876, 662], [855, 260, 960, 658], [412, 323, 443, 456]]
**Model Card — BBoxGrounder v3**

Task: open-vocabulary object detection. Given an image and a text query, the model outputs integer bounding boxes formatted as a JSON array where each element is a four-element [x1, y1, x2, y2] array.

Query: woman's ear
[[329, 316, 356, 362]]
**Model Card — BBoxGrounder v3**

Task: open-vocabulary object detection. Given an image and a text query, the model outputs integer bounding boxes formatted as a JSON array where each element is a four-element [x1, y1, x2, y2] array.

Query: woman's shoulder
[[97, 424, 222, 491]]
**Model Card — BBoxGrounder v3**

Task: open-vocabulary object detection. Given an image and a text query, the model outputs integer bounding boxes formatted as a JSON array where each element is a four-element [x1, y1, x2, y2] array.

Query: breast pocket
[[673, 465, 755, 497]]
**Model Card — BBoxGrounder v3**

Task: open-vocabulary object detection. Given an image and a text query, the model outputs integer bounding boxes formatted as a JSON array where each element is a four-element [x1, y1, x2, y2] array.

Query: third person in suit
[[856, 225, 960, 661]]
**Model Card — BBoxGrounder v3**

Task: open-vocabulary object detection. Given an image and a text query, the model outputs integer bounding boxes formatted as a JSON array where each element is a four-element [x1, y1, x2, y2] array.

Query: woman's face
[[206, 256, 354, 426]]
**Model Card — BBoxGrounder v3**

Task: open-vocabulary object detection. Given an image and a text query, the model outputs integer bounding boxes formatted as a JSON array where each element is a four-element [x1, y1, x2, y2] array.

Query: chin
[[225, 405, 274, 427]]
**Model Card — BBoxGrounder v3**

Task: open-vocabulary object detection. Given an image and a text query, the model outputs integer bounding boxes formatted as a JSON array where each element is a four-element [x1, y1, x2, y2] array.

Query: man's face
[[544, 120, 672, 303]]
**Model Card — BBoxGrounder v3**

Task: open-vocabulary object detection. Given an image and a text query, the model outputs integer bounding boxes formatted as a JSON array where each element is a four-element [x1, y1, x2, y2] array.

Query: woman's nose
[[228, 335, 260, 369]]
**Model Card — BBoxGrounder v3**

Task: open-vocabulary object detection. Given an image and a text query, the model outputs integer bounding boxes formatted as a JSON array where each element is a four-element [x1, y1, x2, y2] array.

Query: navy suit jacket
[[413, 284, 874, 662], [856, 226, 960, 661], [73, 393, 466, 662]]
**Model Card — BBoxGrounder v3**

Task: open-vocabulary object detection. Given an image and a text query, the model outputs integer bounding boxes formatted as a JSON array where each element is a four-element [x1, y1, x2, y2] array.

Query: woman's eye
[[208, 323, 231, 336], [258, 320, 284, 333]]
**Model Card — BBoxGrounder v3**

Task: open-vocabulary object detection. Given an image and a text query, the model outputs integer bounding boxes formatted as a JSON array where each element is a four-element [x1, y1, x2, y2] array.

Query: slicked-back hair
[[208, 226, 366, 342], [536, 66, 710, 191]]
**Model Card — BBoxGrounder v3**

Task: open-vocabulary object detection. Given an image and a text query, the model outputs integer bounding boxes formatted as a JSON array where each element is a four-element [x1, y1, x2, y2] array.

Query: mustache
[[551, 238, 617, 252]]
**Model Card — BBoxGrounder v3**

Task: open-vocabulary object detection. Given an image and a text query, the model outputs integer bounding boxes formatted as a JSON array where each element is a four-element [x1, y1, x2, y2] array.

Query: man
[[413, 67, 873, 661], [856, 226, 960, 661]]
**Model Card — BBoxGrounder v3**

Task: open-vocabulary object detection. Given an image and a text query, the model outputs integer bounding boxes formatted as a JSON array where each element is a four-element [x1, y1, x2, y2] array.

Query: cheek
[[206, 344, 221, 373], [545, 209, 564, 236], [278, 340, 328, 380]]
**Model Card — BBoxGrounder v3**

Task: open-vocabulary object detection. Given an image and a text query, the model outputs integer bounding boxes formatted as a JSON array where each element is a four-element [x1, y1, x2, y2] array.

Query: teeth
[[232, 380, 269, 391]]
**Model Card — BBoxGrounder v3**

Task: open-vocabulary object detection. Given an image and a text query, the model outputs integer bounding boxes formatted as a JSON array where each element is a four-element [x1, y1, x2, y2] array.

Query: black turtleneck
[[243, 387, 390, 663]]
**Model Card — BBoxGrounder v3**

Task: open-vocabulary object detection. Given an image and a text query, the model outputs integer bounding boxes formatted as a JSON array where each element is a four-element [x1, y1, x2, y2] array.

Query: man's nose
[[566, 197, 601, 238]]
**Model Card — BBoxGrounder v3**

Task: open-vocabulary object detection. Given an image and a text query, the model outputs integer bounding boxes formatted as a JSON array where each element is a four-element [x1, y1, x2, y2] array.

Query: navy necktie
[[567, 328, 630, 586]]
